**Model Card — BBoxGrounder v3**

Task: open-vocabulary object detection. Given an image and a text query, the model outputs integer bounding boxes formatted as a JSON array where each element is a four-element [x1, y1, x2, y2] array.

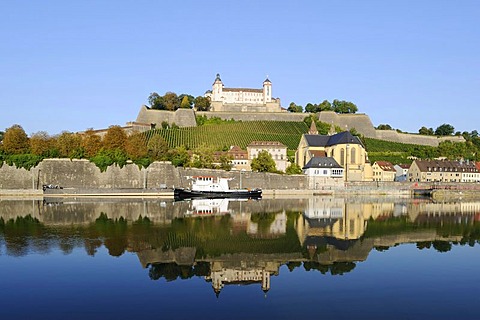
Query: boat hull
[[174, 188, 262, 200]]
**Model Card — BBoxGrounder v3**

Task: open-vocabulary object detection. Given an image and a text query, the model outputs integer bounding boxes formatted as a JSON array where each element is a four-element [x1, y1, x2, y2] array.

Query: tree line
[[287, 99, 358, 114], [148, 92, 211, 111], [0, 124, 302, 174]]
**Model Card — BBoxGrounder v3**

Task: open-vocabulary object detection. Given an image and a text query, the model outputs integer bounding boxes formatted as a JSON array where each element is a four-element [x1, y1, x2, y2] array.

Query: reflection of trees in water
[[2, 211, 480, 261], [288, 261, 356, 275], [148, 262, 210, 281], [250, 212, 276, 234]]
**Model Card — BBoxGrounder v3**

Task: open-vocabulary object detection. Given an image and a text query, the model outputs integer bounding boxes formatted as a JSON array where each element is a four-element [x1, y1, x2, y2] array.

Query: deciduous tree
[[332, 99, 358, 114], [81, 129, 103, 158], [180, 96, 192, 109], [30, 131, 53, 156], [2, 124, 30, 154], [147, 134, 169, 160], [435, 124, 455, 136], [126, 134, 148, 160], [419, 126, 434, 135], [56, 131, 82, 158], [194, 96, 211, 111], [163, 92, 180, 111], [103, 126, 127, 152], [250, 150, 277, 173]]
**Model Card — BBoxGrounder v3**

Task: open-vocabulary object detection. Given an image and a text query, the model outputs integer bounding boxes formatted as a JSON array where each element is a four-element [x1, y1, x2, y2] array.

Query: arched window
[[351, 147, 356, 164], [340, 148, 345, 166]]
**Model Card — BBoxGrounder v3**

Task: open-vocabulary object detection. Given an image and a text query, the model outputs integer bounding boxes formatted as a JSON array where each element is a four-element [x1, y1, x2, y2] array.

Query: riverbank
[[1, 187, 413, 200]]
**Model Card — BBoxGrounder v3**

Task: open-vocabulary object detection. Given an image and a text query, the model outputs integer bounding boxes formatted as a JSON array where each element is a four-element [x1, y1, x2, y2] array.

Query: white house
[[394, 164, 410, 182], [247, 141, 287, 172]]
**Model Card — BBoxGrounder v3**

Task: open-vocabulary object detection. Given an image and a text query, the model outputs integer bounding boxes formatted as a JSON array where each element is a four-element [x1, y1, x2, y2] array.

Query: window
[[351, 148, 356, 164]]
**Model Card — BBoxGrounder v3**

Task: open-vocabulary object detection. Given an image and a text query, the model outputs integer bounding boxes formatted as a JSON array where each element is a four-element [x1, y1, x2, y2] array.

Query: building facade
[[372, 161, 396, 182], [205, 74, 282, 112], [247, 141, 288, 172], [296, 131, 373, 181], [394, 164, 410, 182], [408, 160, 480, 182]]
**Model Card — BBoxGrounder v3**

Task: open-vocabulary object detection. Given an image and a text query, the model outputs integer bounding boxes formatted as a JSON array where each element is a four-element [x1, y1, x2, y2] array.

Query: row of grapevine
[[141, 121, 309, 150]]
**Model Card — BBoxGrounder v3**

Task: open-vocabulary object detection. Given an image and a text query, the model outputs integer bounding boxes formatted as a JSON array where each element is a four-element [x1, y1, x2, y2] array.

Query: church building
[[296, 122, 373, 182], [205, 74, 283, 112]]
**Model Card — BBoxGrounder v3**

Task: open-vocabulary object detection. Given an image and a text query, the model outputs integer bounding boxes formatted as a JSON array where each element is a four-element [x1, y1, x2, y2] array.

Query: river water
[[0, 196, 479, 319]]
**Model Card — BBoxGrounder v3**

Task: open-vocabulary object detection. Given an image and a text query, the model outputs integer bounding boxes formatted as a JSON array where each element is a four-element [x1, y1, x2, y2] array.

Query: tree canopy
[[2, 125, 30, 154], [435, 124, 455, 136], [250, 150, 277, 173]]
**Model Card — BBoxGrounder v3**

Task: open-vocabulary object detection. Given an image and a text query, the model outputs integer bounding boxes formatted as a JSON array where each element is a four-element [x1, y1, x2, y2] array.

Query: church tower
[[263, 77, 272, 104], [212, 73, 223, 102]]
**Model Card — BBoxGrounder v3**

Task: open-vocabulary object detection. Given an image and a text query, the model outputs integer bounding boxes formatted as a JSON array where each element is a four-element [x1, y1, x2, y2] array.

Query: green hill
[[143, 121, 310, 150]]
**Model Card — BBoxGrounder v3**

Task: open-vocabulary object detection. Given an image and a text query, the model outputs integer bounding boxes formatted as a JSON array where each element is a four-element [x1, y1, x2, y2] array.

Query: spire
[[308, 120, 318, 135]]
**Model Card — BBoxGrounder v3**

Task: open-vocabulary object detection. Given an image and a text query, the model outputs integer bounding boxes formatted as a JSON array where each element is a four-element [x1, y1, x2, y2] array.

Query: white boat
[[174, 176, 262, 200]]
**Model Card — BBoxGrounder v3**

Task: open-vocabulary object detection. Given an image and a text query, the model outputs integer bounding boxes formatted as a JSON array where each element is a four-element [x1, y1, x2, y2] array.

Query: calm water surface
[[1, 197, 479, 319]]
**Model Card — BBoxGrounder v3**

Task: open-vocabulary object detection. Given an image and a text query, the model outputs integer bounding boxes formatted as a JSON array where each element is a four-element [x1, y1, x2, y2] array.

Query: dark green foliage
[[89, 149, 128, 172], [250, 150, 277, 172], [435, 123, 455, 136], [377, 124, 393, 130], [3, 154, 43, 170], [196, 116, 238, 126], [286, 163, 302, 174]]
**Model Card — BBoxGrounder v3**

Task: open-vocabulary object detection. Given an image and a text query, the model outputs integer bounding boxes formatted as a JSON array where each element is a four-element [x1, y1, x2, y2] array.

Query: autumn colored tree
[[125, 134, 148, 160], [102, 126, 127, 152], [81, 129, 103, 158], [2, 124, 30, 154], [147, 134, 169, 160], [180, 96, 191, 109], [178, 94, 194, 108], [56, 131, 83, 158], [30, 131, 53, 156]]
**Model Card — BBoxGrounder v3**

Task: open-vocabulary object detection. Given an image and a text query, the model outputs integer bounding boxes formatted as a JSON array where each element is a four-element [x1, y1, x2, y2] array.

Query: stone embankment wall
[[0, 159, 308, 191], [135, 107, 463, 147], [136, 106, 197, 128], [317, 111, 465, 147]]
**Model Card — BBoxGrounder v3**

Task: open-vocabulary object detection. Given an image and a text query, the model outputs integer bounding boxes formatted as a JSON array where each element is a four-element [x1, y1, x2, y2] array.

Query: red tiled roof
[[375, 161, 396, 172]]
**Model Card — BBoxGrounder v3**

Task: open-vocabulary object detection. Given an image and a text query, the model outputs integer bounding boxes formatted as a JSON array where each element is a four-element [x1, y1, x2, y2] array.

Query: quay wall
[[0, 159, 307, 191]]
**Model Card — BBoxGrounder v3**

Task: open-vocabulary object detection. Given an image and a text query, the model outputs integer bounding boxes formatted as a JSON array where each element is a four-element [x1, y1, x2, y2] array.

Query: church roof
[[303, 157, 342, 170], [263, 78, 271, 83], [304, 131, 364, 148]]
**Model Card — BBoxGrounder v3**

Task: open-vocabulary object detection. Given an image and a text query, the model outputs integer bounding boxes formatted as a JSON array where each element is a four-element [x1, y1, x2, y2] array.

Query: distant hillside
[[143, 121, 310, 150]]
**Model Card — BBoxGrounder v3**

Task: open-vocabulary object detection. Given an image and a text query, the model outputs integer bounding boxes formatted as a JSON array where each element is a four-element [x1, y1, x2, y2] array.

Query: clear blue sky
[[1, 1, 479, 136]]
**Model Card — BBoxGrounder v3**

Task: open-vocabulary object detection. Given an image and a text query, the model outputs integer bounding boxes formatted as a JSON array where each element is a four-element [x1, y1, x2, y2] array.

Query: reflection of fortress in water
[[2, 198, 480, 295]]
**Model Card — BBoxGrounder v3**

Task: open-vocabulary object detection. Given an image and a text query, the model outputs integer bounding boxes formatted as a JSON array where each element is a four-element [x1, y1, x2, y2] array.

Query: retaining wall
[[0, 159, 308, 191]]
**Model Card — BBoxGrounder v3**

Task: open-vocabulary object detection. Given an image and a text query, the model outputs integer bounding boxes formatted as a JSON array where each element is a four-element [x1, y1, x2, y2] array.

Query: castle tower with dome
[[204, 74, 283, 112]]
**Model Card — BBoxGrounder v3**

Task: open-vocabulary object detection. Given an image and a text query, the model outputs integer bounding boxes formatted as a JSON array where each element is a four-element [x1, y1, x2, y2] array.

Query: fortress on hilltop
[[204, 74, 283, 112], [133, 74, 465, 148]]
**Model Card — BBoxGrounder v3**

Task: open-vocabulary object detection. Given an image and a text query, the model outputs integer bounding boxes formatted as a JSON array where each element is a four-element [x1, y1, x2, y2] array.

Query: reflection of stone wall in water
[[1, 198, 478, 274]]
